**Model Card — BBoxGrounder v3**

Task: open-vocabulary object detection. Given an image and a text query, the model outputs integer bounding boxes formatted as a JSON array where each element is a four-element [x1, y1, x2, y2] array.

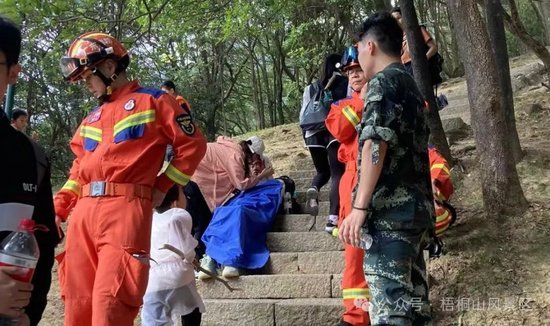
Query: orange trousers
[[57, 196, 152, 326], [338, 163, 370, 326]]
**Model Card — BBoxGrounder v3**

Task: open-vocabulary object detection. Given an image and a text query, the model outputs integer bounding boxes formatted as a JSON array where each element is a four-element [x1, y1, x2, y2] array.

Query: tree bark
[[448, 0, 527, 216], [399, 0, 453, 164], [531, 0, 550, 45], [485, 0, 523, 163], [502, 0, 550, 73]]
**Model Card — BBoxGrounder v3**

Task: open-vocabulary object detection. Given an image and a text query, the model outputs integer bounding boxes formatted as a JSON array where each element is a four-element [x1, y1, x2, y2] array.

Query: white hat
[[246, 136, 265, 155]]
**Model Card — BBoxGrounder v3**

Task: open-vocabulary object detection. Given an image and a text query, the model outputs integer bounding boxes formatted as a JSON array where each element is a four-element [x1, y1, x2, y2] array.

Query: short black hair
[[11, 109, 28, 120], [355, 12, 403, 58], [155, 184, 180, 213], [0, 16, 21, 68], [162, 80, 176, 91], [391, 6, 401, 15]]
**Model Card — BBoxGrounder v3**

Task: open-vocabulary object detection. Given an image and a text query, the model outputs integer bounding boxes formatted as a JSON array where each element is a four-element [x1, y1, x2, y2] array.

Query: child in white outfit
[[141, 185, 205, 326]]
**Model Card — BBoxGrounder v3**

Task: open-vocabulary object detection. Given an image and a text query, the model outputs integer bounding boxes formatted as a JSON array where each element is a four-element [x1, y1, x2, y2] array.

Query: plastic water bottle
[[0, 219, 40, 282], [0, 219, 40, 325], [0, 219, 39, 323], [358, 228, 373, 250], [283, 192, 292, 214]]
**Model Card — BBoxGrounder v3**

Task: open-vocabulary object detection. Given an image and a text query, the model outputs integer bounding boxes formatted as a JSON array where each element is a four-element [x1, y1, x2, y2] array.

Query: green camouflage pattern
[[356, 63, 434, 232], [355, 63, 435, 325], [364, 230, 431, 325]]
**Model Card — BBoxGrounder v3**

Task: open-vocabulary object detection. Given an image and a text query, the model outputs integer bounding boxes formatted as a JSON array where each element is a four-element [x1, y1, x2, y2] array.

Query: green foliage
[[0, 0, 541, 181]]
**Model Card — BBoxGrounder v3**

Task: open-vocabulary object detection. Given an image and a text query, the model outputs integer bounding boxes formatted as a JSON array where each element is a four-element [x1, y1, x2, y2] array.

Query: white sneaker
[[325, 215, 338, 233], [306, 187, 319, 216], [222, 266, 240, 278], [198, 255, 217, 280]]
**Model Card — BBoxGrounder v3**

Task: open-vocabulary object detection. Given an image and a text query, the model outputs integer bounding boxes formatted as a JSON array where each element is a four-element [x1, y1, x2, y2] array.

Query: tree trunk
[[372, 0, 391, 11], [399, 0, 453, 164], [502, 0, 550, 73], [448, 0, 527, 216], [531, 0, 550, 45], [485, 0, 523, 163]]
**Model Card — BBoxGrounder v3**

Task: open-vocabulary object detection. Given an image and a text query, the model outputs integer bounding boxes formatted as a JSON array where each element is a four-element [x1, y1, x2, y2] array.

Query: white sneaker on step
[[198, 255, 217, 280], [222, 266, 240, 278]]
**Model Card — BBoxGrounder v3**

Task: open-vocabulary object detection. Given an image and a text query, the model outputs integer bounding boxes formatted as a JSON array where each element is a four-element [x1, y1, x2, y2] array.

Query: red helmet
[[60, 32, 129, 82]]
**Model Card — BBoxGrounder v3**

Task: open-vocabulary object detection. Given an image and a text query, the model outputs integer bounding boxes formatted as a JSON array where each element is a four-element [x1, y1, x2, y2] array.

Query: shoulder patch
[[135, 87, 165, 99], [124, 99, 136, 111], [176, 114, 195, 135], [87, 108, 102, 124]]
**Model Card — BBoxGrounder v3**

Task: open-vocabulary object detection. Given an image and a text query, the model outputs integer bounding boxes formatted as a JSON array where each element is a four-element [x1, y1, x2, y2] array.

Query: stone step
[[197, 274, 334, 299], [202, 298, 343, 326], [286, 170, 317, 180], [267, 232, 344, 252], [295, 190, 330, 203], [262, 251, 344, 274], [272, 214, 326, 232]]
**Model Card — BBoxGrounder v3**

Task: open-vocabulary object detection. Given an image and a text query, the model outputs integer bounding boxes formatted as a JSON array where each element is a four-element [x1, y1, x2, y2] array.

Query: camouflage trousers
[[363, 229, 432, 326]]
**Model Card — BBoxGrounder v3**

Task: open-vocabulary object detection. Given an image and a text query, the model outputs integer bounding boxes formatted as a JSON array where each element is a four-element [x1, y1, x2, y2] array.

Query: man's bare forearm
[[353, 140, 387, 209]]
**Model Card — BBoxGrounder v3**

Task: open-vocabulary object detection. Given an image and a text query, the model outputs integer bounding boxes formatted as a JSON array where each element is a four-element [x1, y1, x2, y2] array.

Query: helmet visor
[[60, 57, 87, 81], [340, 46, 359, 70]]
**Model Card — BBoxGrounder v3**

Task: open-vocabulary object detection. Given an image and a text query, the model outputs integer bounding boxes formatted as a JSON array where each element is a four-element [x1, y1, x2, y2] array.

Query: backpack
[[299, 81, 333, 131], [276, 176, 301, 214], [420, 26, 444, 86]]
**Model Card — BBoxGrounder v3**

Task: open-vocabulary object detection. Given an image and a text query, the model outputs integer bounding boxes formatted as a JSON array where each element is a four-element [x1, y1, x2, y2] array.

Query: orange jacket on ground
[[191, 136, 261, 211], [326, 90, 370, 326], [55, 81, 207, 221], [428, 146, 454, 236]]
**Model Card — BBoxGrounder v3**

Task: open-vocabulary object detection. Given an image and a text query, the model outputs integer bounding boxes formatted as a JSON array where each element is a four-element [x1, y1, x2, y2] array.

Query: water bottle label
[[0, 253, 37, 282]]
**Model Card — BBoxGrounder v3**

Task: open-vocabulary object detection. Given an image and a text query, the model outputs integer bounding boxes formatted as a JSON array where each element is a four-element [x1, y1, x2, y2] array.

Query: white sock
[[328, 215, 338, 224]]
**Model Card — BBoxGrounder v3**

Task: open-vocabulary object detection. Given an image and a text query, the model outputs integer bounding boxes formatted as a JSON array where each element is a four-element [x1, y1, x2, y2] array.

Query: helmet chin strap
[[91, 66, 120, 104]]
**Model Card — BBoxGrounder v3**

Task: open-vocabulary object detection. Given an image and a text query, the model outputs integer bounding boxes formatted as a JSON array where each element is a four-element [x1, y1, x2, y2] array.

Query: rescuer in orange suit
[[54, 32, 207, 326], [428, 145, 455, 237], [325, 45, 370, 326]]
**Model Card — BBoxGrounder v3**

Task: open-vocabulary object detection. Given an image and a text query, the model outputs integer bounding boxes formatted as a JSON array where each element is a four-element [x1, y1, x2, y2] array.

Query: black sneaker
[[306, 187, 319, 216]]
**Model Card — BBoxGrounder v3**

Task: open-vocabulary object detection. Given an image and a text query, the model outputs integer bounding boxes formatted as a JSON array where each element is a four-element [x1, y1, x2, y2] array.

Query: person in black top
[[300, 54, 347, 233], [0, 16, 61, 326]]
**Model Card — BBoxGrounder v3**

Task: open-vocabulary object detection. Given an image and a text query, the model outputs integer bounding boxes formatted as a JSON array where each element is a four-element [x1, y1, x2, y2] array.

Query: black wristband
[[352, 206, 368, 211]]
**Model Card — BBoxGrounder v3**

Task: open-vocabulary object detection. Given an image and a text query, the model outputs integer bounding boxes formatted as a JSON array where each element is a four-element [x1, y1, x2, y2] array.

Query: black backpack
[[420, 26, 444, 86], [276, 176, 301, 214]]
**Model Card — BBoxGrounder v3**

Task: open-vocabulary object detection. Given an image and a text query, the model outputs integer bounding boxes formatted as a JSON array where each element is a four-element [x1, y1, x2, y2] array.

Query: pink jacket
[[191, 136, 260, 211]]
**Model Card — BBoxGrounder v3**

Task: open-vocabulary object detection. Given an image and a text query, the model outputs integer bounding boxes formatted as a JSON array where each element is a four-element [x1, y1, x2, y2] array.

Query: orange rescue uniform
[[326, 91, 370, 326], [428, 146, 454, 236], [54, 80, 207, 326]]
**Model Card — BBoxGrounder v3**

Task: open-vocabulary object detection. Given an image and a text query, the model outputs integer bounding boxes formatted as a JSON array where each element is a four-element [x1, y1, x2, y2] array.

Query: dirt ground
[[39, 53, 549, 325]]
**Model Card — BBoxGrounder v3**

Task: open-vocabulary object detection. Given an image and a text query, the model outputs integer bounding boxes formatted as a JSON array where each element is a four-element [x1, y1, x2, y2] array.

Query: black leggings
[[308, 141, 345, 216], [184, 181, 213, 260], [181, 307, 202, 326]]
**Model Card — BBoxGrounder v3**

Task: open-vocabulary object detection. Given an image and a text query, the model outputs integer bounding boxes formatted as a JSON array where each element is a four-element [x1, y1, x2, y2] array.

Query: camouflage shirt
[[356, 63, 434, 231]]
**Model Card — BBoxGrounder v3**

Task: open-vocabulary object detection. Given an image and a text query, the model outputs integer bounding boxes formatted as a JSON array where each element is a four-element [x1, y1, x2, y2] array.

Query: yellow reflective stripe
[[342, 288, 370, 299], [431, 163, 450, 175], [165, 164, 191, 186], [342, 106, 360, 126], [436, 209, 450, 223], [114, 110, 155, 135], [80, 126, 102, 142], [436, 225, 448, 235], [61, 179, 80, 196]]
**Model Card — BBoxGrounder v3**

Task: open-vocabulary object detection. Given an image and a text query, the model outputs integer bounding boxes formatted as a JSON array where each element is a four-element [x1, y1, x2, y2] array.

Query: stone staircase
[[197, 168, 346, 325]]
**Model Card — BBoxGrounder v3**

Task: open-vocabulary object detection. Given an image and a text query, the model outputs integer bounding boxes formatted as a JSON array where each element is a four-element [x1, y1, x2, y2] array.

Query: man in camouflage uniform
[[339, 12, 434, 325]]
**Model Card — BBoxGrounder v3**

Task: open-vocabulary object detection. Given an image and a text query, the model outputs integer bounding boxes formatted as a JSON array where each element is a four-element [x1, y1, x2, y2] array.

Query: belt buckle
[[90, 181, 106, 197]]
